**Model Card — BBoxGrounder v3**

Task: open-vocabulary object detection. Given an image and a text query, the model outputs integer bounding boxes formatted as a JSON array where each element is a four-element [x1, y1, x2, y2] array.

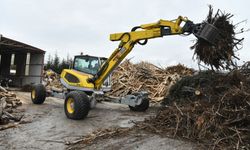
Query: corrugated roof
[[0, 34, 45, 53]]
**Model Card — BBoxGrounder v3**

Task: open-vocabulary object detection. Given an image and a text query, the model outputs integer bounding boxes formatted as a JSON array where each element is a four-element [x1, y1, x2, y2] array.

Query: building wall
[[22, 53, 44, 86], [0, 36, 45, 87]]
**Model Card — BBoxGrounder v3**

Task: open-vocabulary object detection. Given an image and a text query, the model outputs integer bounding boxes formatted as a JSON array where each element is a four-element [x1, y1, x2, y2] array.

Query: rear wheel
[[129, 97, 149, 112], [31, 84, 46, 104], [64, 91, 90, 120]]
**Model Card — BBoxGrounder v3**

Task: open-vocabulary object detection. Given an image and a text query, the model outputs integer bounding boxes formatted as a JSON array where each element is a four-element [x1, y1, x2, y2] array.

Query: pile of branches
[[0, 86, 23, 126], [107, 60, 194, 103], [142, 70, 250, 149], [191, 5, 244, 70]]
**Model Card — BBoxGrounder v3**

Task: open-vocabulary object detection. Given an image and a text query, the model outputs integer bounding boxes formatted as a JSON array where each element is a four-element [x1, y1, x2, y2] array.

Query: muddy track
[[0, 92, 196, 150]]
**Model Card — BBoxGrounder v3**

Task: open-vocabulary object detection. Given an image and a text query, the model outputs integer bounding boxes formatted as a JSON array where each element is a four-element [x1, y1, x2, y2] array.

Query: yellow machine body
[[61, 69, 94, 89]]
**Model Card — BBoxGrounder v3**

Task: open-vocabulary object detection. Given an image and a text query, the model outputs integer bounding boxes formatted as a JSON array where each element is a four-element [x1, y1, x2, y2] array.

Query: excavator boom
[[88, 16, 216, 90]]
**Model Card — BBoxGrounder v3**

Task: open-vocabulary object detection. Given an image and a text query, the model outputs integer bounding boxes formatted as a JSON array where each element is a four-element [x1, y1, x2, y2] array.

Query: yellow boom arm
[[89, 16, 195, 89]]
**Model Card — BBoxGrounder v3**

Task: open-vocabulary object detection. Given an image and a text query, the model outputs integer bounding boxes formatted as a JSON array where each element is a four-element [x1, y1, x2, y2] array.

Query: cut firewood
[[0, 86, 23, 126], [0, 86, 7, 93]]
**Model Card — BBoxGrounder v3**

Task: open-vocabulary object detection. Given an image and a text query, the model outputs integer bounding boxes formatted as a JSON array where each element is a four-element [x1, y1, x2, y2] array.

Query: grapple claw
[[193, 22, 222, 45]]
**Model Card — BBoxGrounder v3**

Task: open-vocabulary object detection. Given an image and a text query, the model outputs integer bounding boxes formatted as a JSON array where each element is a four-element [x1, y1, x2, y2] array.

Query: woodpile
[[106, 60, 194, 103], [141, 70, 250, 149], [43, 69, 63, 90], [0, 86, 22, 126], [191, 5, 244, 70]]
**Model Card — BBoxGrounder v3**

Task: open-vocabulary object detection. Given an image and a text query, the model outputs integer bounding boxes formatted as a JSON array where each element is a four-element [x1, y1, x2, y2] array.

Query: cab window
[[73, 57, 99, 75]]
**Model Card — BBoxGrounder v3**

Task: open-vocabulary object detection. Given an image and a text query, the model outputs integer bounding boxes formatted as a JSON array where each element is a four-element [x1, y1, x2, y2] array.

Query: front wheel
[[64, 91, 90, 120], [31, 84, 46, 104], [129, 97, 149, 112]]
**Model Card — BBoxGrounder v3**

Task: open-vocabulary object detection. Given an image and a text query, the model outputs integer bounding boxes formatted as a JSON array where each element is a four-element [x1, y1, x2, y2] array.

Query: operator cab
[[72, 55, 111, 91], [73, 55, 106, 75]]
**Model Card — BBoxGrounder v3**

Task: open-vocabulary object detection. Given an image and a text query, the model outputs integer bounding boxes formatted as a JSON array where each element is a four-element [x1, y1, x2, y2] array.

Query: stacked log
[[106, 60, 194, 103], [0, 86, 22, 125]]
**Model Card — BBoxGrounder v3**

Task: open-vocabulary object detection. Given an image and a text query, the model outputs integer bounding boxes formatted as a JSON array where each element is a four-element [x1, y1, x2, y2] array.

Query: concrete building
[[0, 34, 45, 87]]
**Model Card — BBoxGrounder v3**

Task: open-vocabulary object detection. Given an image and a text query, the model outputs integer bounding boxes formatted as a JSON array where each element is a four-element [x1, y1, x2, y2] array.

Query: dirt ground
[[0, 91, 197, 150]]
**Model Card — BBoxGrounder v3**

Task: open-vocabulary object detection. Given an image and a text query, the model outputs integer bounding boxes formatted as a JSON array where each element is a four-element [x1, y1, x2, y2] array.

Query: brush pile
[[107, 60, 194, 103], [141, 70, 250, 149], [0, 86, 23, 126], [191, 5, 244, 70]]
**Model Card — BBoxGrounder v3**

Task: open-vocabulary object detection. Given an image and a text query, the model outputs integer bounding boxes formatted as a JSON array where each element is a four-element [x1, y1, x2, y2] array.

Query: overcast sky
[[1, 0, 249, 68]]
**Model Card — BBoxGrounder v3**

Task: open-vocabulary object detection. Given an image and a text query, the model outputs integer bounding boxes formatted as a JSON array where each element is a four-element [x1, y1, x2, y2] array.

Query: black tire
[[129, 97, 149, 112], [64, 91, 90, 120], [31, 84, 46, 104]]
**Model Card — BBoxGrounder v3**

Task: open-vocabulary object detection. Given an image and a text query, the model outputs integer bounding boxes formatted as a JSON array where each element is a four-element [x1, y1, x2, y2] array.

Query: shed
[[0, 34, 45, 87]]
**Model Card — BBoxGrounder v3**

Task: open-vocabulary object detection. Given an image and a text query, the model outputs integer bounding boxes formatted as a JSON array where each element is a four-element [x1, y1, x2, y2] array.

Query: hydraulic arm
[[88, 16, 220, 89]]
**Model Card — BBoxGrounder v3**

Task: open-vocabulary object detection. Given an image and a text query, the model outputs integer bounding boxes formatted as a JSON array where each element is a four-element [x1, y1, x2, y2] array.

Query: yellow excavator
[[31, 16, 220, 120]]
